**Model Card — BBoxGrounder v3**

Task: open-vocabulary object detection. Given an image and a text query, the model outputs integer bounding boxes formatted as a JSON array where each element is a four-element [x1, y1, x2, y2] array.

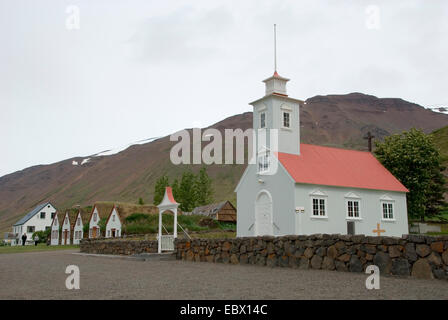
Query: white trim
[[281, 110, 291, 129], [257, 103, 267, 112], [345, 192, 361, 199], [309, 189, 327, 197], [379, 194, 394, 201], [310, 195, 328, 218], [380, 200, 395, 221], [345, 198, 362, 220], [280, 104, 292, 111]]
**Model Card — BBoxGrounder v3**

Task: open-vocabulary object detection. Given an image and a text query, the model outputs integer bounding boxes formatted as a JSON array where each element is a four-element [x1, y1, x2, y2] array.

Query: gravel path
[[0, 250, 447, 300]]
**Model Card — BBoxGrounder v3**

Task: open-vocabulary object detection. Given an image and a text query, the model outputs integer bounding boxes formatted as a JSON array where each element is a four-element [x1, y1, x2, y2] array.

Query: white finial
[[274, 24, 277, 72]]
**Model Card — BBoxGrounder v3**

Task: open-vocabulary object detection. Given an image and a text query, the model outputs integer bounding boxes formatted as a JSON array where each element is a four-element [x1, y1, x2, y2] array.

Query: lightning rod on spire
[[274, 24, 277, 72]]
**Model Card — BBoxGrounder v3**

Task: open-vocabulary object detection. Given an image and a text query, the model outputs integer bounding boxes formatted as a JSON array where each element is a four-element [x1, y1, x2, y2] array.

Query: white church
[[235, 71, 409, 238]]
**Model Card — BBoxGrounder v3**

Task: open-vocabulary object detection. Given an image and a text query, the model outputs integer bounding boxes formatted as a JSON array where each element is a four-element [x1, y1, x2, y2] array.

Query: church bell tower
[[250, 25, 303, 160], [250, 71, 302, 157]]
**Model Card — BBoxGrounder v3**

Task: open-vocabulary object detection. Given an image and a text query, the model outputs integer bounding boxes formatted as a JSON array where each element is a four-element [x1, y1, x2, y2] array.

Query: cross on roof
[[363, 131, 375, 152]]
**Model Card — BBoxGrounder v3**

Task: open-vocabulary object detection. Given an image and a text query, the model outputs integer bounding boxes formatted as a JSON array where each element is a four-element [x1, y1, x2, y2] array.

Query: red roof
[[276, 144, 408, 192], [165, 187, 178, 204]]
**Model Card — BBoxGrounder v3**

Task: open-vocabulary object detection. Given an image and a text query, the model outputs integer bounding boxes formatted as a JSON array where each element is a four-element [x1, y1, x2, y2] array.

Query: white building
[[73, 210, 89, 244], [50, 212, 61, 245], [88, 205, 102, 238], [235, 71, 409, 238], [105, 206, 122, 238], [61, 211, 72, 245], [12, 202, 57, 245]]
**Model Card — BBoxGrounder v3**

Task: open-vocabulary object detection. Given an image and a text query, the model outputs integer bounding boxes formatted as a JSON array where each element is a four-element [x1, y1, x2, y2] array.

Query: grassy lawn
[[0, 244, 79, 254]]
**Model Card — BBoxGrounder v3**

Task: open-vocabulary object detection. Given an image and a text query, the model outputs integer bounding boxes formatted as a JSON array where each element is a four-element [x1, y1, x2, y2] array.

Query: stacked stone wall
[[80, 234, 448, 280]]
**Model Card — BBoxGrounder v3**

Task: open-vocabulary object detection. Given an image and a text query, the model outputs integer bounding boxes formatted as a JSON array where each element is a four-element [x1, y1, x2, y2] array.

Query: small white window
[[257, 151, 270, 173], [260, 112, 266, 128], [382, 202, 394, 220], [347, 200, 360, 218], [94, 212, 97, 222], [112, 215, 115, 222], [282, 112, 290, 128], [312, 198, 326, 217]]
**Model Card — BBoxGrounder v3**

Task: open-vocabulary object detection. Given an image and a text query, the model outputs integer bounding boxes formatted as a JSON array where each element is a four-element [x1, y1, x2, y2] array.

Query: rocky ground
[[1, 249, 447, 300]]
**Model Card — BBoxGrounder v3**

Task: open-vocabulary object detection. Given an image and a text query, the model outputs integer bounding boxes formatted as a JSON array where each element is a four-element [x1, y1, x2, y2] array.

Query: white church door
[[255, 191, 273, 236]]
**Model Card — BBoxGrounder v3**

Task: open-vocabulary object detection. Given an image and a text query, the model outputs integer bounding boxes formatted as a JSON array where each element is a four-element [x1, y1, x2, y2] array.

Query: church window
[[258, 152, 270, 173], [93, 212, 97, 222], [312, 198, 326, 216], [77, 218, 80, 226], [347, 200, 360, 218], [260, 112, 266, 128], [382, 202, 394, 220], [282, 112, 290, 128], [112, 214, 115, 222]]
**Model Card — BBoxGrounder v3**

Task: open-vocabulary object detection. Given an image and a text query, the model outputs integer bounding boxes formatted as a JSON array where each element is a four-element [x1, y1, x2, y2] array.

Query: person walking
[[21, 233, 27, 246], [34, 234, 39, 246]]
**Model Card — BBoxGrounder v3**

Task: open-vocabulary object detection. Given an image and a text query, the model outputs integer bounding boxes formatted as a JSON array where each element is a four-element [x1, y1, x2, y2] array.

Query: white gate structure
[[157, 187, 179, 253]]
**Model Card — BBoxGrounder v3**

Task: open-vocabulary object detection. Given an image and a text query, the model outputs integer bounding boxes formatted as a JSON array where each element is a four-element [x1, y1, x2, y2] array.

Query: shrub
[[198, 217, 218, 228], [125, 213, 150, 223], [32, 229, 51, 243], [216, 221, 236, 231]]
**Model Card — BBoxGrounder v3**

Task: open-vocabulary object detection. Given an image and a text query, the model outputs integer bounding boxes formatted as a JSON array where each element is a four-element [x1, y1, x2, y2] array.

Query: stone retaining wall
[[176, 234, 448, 280], [80, 238, 159, 255], [80, 234, 448, 280]]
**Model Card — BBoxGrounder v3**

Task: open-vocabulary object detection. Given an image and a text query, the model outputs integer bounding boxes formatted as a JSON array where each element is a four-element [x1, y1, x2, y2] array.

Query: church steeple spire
[[249, 24, 302, 156], [263, 24, 290, 96]]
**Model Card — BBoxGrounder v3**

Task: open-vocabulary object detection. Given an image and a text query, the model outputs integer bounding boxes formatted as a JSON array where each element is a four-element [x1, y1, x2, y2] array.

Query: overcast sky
[[1, 0, 447, 178]]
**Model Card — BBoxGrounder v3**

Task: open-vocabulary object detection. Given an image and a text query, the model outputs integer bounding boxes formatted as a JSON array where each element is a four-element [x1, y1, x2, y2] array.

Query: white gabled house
[[236, 70, 409, 238], [12, 202, 57, 245], [50, 212, 61, 245], [73, 210, 90, 244], [88, 205, 102, 238], [61, 211, 71, 245], [105, 205, 122, 238]]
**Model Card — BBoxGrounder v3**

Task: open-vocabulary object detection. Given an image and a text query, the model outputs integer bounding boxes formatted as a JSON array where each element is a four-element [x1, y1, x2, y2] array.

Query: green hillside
[[432, 125, 448, 165]]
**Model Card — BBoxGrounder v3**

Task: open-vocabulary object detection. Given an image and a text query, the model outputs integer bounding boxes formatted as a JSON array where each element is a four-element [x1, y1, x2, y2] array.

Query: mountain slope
[[1, 93, 447, 232]]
